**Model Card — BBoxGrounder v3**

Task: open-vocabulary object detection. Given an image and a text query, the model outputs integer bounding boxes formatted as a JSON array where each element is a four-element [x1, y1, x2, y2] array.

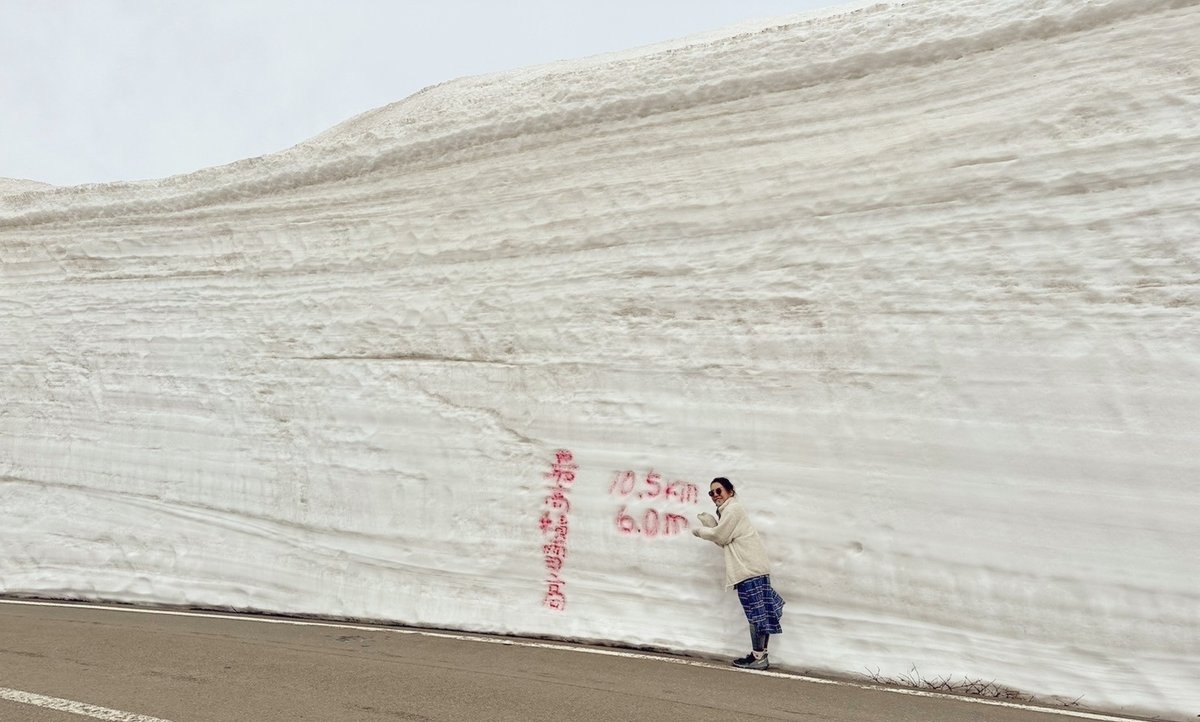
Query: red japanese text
[[540, 449, 576, 611]]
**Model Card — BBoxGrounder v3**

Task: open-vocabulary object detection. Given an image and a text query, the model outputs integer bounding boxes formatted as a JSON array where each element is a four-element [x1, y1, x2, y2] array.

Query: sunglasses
[[708, 489, 726, 498]]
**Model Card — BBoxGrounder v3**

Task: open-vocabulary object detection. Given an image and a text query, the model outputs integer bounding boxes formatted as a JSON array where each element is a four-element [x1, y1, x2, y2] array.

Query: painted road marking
[[0, 686, 174, 722], [0, 598, 1143, 722]]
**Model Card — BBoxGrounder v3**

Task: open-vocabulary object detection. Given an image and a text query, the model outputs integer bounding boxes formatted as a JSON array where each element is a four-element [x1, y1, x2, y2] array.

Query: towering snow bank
[[2, 0, 1198, 717], [0, 178, 53, 194]]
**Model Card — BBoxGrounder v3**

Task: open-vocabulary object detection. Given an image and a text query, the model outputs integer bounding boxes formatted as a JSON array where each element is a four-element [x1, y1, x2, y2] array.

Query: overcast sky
[[1, 1, 839, 186]]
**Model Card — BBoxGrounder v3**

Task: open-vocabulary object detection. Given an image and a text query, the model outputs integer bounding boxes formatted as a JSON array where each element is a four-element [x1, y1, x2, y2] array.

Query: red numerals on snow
[[608, 470, 699, 537]]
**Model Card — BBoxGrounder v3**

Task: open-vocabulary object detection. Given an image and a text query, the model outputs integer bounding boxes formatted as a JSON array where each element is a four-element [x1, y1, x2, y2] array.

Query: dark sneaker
[[733, 654, 769, 670], [730, 654, 755, 667]]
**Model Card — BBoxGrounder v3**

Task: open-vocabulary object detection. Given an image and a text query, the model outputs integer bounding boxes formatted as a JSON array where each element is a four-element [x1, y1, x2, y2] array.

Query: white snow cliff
[[2, 0, 1198, 718]]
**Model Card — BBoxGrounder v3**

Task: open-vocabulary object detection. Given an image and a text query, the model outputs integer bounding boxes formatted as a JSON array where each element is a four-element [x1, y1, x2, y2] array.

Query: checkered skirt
[[735, 575, 784, 634]]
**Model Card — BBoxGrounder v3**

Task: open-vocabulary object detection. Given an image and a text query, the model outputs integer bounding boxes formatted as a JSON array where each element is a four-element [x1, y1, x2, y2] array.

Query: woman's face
[[709, 483, 730, 507]]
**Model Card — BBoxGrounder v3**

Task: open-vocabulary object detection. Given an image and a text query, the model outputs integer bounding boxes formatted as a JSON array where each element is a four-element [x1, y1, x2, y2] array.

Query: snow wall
[[2, 0, 1198, 717]]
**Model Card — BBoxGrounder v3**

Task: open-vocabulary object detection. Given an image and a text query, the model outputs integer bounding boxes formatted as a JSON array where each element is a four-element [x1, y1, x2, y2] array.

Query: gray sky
[[1, 1, 839, 186]]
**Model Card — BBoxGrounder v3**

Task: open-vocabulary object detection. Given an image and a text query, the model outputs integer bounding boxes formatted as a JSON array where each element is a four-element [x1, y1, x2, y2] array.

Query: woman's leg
[[751, 627, 769, 654]]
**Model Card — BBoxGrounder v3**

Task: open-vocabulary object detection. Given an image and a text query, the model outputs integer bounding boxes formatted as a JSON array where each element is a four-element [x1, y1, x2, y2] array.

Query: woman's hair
[[711, 477, 735, 494]]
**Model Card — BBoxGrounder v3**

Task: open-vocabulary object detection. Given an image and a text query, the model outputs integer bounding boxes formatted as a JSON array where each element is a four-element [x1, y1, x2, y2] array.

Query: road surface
[[0, 599, 1141, 722]]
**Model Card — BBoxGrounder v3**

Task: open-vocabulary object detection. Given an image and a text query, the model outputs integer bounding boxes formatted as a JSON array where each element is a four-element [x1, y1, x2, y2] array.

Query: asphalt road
[[0, 600, 1137, 722]]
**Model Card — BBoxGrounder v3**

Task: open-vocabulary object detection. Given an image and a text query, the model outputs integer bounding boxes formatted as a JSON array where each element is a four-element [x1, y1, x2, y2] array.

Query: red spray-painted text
[[540, 449, 576, 611], [608, 470, 699, 537]]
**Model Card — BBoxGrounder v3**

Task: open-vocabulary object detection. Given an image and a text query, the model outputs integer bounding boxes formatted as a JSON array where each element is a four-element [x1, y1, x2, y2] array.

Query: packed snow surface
[[2, 0, 1198, 718]]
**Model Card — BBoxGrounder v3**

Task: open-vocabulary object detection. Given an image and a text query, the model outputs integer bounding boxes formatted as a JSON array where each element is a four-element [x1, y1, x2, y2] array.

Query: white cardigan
[[693, 495, 771, 588]]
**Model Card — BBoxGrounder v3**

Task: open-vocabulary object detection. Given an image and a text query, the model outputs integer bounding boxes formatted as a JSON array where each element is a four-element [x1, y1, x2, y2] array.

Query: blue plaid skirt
[[735, 575, 784, 635]]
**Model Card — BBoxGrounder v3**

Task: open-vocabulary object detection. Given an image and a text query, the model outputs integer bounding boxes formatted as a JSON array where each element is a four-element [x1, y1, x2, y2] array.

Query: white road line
[[0, 686, 174, 722], [0, 598, 1144, 722]]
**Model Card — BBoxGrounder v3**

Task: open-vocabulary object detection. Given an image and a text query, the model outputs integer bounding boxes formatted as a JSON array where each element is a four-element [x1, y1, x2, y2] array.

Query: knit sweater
[[693, 496, 771, 588]]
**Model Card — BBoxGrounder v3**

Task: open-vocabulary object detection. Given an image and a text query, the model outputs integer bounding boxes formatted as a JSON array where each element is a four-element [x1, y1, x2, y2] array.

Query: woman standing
[[692, 477, 785, 669]]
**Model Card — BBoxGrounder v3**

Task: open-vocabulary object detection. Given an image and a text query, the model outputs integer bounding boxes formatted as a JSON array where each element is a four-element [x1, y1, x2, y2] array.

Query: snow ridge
[[2, 0, 1192, 223]]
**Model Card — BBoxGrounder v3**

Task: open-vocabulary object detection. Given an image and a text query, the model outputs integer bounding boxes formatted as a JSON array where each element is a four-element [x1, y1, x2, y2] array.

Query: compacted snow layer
[[2, 0, 1198, 717]]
